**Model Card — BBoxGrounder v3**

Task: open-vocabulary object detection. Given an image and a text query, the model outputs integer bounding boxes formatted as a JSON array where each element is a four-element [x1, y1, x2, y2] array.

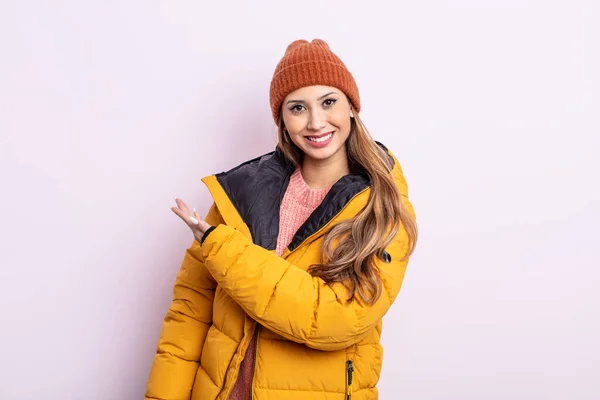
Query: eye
[[289, 104, 305, 114], [323, 98, 338, 108]]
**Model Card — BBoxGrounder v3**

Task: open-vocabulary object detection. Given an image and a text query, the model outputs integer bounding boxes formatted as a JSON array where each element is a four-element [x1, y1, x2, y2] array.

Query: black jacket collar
[[215, 143, 390, 252]]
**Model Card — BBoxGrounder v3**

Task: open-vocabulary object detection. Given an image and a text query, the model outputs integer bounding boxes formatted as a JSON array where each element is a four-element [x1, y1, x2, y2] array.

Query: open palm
[[170, 198, 211, 243]]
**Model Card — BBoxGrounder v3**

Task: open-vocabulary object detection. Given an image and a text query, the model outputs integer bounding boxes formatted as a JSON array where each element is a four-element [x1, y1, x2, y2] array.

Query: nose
[[307, 109, 326, 131]]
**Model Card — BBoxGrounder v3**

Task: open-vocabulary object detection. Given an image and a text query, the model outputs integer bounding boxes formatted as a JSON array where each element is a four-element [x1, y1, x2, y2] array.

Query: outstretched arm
[[145, 204, 222, 400]]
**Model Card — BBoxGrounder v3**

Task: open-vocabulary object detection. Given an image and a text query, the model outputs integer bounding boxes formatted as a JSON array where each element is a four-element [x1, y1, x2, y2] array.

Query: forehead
[[284, 85, 341, 100]]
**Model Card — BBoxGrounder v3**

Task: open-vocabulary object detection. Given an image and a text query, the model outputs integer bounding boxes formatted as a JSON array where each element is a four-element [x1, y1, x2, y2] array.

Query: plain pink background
[[1, 1, 598, 399]]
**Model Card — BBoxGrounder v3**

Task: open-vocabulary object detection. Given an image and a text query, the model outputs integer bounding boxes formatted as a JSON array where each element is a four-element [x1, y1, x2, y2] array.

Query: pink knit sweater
[[227, 167, 331, 400]]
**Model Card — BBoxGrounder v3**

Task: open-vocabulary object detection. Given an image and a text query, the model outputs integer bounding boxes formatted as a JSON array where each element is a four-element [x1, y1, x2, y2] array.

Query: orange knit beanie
[[269, 39, 360, 124]]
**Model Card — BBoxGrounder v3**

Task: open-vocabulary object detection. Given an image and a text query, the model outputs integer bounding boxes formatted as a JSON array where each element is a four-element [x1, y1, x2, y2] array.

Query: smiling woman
[[281, 86, 354, 182], [146, 39, 418, 400]]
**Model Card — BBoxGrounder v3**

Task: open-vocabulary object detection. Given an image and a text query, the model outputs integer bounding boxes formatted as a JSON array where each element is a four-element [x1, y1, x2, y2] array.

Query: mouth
[[305, 131, 335, 144]]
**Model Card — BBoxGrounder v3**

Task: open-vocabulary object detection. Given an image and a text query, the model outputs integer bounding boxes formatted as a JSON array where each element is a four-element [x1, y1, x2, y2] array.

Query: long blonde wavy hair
[[277, 111, 418, 305]]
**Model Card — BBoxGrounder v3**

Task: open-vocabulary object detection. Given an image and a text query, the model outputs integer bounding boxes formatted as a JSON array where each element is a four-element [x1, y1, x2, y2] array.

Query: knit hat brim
[[269, 40, 360, 123]]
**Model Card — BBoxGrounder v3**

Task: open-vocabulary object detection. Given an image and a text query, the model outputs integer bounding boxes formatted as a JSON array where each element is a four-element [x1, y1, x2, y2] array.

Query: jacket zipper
[[233, 185, 367, 398], [346, 360, 354, 400], [250, 325, 260, 400]]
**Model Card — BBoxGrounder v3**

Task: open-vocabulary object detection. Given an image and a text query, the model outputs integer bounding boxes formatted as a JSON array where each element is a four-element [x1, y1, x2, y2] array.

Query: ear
[[350, 108, 355, 118]]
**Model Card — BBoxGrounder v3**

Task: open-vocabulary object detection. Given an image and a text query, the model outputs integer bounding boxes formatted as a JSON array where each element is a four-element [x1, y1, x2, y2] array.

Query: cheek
[[287, 126, 305, 143], [283, 121, 306, 146], [282, 113, 304, 134], [332, 113, 352, 135]]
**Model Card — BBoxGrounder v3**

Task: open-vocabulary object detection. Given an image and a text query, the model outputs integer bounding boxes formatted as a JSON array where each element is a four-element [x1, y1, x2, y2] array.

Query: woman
[[146, 39, 417, 400]]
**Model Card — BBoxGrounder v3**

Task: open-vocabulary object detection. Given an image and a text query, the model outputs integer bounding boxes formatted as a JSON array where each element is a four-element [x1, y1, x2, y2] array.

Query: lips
[[305, 131, 335, 147], [306, 131, 335, 139]]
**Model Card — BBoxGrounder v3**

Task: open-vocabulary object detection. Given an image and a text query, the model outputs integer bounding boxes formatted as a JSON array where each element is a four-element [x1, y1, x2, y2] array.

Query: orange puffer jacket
[[145, 143, 415, 400]]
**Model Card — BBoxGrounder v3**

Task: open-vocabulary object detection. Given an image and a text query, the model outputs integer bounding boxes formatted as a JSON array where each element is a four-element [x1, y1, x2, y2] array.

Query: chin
[[302, 142, 345, 162]]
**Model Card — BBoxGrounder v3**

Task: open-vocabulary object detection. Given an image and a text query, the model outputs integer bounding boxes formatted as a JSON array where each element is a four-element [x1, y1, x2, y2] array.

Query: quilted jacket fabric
[[145, 144, 415, 400]]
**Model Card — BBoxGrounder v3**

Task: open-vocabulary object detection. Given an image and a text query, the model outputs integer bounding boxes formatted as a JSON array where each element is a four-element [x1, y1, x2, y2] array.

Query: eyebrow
[[286, 91, 338, 104]]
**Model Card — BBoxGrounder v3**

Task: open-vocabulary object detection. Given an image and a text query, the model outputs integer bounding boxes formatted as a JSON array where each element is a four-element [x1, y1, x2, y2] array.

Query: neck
[[300, 148, 350, 189]]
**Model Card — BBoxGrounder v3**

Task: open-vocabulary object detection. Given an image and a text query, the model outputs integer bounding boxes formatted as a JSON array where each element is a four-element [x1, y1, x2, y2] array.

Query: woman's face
[[281, 85, 354, 164]]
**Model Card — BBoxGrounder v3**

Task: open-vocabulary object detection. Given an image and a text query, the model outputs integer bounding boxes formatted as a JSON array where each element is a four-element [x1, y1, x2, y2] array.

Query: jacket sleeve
[[199, 175, 415, 352], [145, 203, 222, 400]]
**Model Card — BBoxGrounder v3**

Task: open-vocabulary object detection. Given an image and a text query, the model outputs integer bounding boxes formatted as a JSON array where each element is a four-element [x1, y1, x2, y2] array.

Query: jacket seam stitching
[[167, 308, 213, 325], [259, 263, 292, 319], [197, 364, 222, 392]]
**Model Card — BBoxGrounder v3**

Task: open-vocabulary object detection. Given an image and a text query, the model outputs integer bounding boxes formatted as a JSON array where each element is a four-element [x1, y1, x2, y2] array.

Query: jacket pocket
[[345, 360, 354, 399]]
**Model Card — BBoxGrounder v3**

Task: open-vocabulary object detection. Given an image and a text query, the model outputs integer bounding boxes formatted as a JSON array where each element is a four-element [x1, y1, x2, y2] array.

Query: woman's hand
[[170, 198, 212, 243]]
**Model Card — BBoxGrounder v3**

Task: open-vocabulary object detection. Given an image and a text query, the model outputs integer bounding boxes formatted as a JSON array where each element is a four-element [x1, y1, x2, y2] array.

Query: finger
[[171, 206, 193, 224], [170, 206, 186, 221], [174, 197, 191, 215], [171, 205, 201, 227], [192, 208, 206, 227]]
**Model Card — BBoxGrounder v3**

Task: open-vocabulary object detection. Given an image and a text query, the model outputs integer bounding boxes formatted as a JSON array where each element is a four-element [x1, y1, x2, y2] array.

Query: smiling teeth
[[308, 133, 333, 143]]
